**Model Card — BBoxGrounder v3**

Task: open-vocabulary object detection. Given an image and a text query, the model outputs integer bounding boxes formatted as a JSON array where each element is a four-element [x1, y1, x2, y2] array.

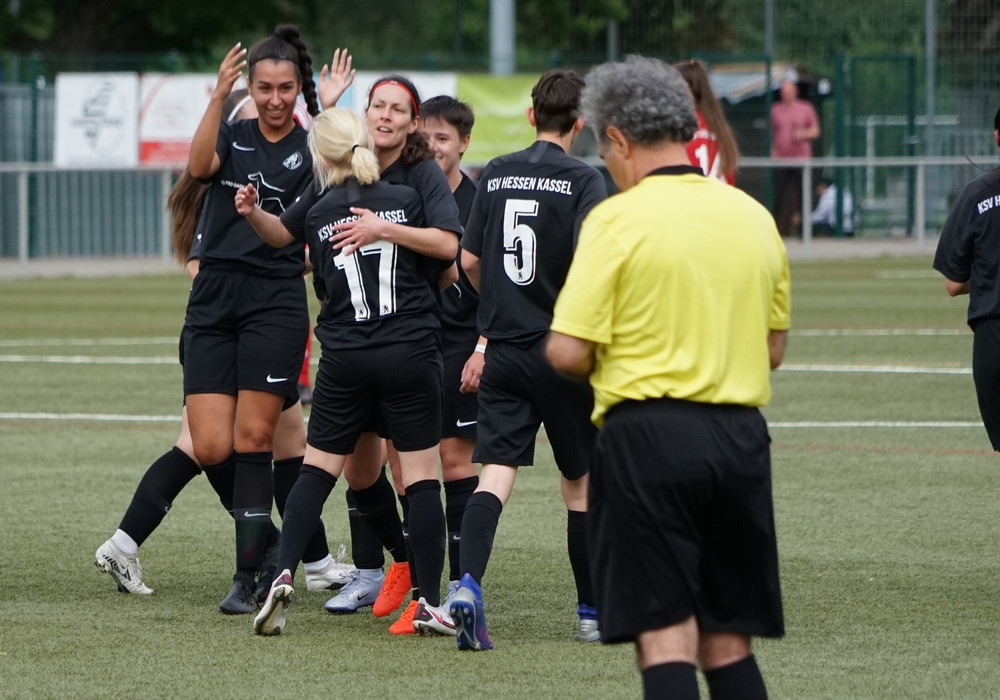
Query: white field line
[[779, 364, 970, 375], [0, 355, 177, 364], [791, 328, 966, 337], [0, 412, 977, 429], [769, 421, 982, 429], [0, 337, 178, 347]]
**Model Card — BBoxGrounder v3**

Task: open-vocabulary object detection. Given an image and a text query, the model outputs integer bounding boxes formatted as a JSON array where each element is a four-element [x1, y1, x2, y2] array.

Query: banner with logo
[[139, 73, 224, 166], [54, 73, 139, 168]]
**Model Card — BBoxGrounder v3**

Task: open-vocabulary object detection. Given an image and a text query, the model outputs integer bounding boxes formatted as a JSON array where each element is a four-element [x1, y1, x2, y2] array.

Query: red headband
[[368, 79, 419, 118]]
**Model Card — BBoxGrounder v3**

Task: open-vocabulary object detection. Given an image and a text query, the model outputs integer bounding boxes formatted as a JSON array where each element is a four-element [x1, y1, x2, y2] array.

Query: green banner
[[456, 74, 539, 166]]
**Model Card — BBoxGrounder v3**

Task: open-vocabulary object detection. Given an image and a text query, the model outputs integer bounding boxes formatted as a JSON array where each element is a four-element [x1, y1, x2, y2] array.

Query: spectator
[[771, 78, 820, 237], [811, 176, 855, 236]]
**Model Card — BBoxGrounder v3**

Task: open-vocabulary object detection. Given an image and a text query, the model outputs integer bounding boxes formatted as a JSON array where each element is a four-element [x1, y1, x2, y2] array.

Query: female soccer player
[[673, 59, 740, 184], [240, 107, 456, 637], [181, 25, 320, 614], [315, 75, 466, 633]]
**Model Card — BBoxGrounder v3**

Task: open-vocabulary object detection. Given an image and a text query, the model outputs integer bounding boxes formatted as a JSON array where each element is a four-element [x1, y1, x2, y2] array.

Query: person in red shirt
[[771, 79, 820, 237]]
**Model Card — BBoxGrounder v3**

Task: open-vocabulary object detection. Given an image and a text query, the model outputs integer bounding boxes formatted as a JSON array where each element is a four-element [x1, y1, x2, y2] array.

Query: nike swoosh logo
[[233, 142, 255, 152], [243, 511, 270, 518], [456, 419, 477, 427], [266, 375, 288, 383]]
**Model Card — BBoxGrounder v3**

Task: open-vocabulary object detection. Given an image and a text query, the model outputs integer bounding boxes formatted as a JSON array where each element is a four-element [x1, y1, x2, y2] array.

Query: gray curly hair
[[581, 55, 698, 147]]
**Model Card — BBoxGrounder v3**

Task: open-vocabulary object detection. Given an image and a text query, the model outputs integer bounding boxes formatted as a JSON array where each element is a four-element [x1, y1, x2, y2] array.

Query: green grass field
[[1, 255, 998, 699]]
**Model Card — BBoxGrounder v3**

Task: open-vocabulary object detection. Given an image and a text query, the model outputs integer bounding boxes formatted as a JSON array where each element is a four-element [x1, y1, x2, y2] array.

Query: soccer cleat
[[254, 569, 295, 636], [388, 599, 419, 635], [577, 603, 600, 642], [372, 561, 410, 617], [450, 573, 493, 651], [95, 539, 153, 595], [442, 579, 460, 611], [412, 597, 457, 636], [305, 544, 357, 592], [324, 569, 383, 614], [219, 577, 256, 615], [254, 530, 281, 605]]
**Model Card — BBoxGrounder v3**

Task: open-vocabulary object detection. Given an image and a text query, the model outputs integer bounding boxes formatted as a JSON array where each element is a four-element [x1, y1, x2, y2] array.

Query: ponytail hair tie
[[351, 144, 360, 153]]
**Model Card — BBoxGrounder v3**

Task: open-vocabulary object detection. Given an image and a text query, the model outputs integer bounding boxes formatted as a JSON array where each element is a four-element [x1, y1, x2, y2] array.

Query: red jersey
[[686, 112, 734, 185]]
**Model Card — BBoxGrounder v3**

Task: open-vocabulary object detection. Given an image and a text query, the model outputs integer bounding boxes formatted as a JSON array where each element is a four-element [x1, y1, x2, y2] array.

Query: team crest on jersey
[[283, 151, 304, 171]]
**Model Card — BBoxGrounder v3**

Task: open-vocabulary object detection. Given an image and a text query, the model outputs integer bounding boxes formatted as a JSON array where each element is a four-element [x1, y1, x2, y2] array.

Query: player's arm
[[317, 48, 355, 110], [461, 249, 481, 292], [460, 335, 487, 393], [944, 278, 970, 296], [189, 43, 245, 179], [438, 262, 459, 289], [545, 331, 595, 379], [330, 210, 458, 259], [768, 329, 788, 370], [234, 183, 295, 247]]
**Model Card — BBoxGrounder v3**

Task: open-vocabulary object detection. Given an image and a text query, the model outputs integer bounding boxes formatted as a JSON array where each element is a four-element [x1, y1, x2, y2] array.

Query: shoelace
[[331, 543, 348, 565]]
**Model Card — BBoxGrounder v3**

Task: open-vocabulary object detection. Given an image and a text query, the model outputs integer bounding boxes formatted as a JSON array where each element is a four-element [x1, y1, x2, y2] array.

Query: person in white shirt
[[811, 176, 855, 236]]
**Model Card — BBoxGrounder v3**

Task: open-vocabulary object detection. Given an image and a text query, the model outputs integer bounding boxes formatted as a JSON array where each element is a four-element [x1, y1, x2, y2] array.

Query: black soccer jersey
[[280, 178, 439, 350], [933, 170, 1000, 328], [196, 119, 313, 278], [462, 140, 607, 344], [441, 172, 480, 331]]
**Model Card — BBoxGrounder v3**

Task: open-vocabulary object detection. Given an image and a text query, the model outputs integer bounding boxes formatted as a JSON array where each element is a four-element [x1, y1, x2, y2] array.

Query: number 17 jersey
[[461, 140, 607, 345]]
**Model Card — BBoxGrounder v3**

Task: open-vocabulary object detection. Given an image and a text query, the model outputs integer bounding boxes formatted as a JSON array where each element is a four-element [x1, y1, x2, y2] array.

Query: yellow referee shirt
[[551, 168, 790, 426]]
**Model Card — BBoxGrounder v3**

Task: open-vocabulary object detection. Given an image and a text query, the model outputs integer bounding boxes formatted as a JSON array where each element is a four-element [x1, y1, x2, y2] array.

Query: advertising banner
[[54, 73, 140, 168]]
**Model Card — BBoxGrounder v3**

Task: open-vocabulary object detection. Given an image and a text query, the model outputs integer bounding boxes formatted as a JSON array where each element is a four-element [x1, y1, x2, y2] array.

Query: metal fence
[[0, 163, 173, 261]]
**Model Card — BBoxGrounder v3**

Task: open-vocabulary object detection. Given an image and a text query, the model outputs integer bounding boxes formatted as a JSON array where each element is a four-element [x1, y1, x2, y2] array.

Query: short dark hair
[[531, 69, 585, 135], [419, 96, 475, 139]]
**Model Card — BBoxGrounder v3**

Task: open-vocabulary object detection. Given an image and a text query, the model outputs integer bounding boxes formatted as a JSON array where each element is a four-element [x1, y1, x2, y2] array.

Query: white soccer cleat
[[412, 597, 457, 636], [254, 569, 295, 636], [305, 544, 357, 592], [95, 539, 153, 595]]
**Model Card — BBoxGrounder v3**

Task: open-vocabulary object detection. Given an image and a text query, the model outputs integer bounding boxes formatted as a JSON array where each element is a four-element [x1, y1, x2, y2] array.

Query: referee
[[547, 56, 790, 699]]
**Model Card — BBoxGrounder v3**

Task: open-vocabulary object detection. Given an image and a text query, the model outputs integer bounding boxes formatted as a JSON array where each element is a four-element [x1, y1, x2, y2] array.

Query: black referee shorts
[[308, 337, 442, 455], [473, 338, 596, 478], [441, 326, 480, 440], [973, 318, 1000, 450], [589, 397, 784, 644], [182, 268, 308, 405]]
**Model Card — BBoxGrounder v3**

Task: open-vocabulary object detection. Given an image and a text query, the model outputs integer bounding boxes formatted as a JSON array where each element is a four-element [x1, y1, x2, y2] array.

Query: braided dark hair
[[248, 25, 319, 116]]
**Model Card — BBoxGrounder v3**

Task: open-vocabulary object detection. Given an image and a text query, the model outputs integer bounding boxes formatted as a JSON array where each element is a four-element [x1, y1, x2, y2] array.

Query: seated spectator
[[811, 177, 855, 236]]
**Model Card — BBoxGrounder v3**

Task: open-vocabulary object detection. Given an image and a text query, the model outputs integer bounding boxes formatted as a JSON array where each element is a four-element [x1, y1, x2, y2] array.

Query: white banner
[[54, 73, 139, 168], [139, 73, 221, 166]]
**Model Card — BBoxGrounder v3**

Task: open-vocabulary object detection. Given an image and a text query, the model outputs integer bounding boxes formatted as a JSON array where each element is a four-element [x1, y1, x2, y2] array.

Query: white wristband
[[474, 343, 487, 354]]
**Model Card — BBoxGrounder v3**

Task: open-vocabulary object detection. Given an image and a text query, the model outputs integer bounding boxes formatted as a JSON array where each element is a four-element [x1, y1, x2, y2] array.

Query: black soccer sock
[[398, 493, 419, 597], [233, 451, 274, 581], [202, 452, 236, 515], [274, 456, 329, 564], [118, 447, 201, 547], [704, 654, 768, 700], [642, 662, 699, 700], [277, 465, 338, 576], [405, 479, 446, 607], [567, 509, 595, 607], [444, 475, 478, 581], [399, 494, 417, 589], [458, 490, 503, 584], [346, 487, 386, 570], [351, 468, 405, 563]]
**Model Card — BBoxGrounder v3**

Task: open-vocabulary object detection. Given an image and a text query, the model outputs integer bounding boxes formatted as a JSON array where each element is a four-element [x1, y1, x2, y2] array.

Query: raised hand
[[213, 43, 248, 101], [318, 48, 356, 110]]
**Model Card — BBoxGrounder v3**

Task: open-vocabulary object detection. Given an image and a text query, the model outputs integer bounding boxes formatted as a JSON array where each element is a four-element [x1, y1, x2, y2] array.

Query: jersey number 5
[[333, 240, 398, 320], [503, 199, 538, 286]]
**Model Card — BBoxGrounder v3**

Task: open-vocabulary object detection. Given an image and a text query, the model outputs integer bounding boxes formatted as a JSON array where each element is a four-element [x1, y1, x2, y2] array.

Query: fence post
[[915, 161, 926, 249], [801, 164, 813, 248], [160, 169, 173, 261], [17, 169, 29, 265]]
